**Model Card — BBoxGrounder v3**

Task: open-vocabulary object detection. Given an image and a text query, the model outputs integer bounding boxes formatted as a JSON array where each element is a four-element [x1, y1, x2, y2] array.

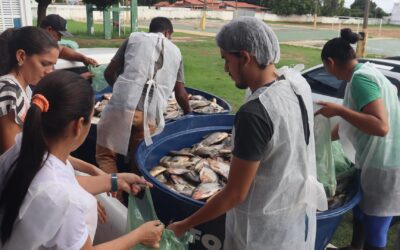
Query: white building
[[0, 0, 32, 33], [390, 2, 400, 25]]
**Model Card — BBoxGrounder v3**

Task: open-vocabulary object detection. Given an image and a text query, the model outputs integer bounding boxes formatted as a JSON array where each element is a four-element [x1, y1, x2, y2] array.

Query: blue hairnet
[[216, 17, 280, 66]]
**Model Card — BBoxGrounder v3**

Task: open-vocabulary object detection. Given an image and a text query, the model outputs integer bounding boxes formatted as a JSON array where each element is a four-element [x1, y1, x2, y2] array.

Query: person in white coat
[[0, 70, 163, 250], [168, 17, 327, 250], [96, 17, 191, 175]]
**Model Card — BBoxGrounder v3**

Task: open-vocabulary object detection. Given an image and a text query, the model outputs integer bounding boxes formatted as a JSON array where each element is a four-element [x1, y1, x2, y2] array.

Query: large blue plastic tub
[[136, 115, 362, 250], [72, 87, 232, 165]]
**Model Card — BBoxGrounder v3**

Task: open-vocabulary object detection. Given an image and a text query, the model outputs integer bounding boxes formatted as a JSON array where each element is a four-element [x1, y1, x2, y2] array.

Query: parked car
[[385, 56, 400, 61], [303, 58, 400, 104]]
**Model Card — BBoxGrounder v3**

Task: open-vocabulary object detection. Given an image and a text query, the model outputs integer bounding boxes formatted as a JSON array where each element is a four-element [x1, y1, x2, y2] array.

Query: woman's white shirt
[[0, 134, 98, 250]]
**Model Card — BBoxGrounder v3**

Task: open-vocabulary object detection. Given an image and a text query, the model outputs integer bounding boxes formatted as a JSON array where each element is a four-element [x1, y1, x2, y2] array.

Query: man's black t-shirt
[[232, 96, 273, 161], [232, 84, 310, 161]]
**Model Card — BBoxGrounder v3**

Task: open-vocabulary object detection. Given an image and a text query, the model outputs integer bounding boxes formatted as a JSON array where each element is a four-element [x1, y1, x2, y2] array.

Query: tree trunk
[[36, 0, 52, 27]]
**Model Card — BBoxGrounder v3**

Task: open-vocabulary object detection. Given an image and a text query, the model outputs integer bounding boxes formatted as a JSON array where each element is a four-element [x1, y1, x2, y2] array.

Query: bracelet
[[111, 173, 118, 192]]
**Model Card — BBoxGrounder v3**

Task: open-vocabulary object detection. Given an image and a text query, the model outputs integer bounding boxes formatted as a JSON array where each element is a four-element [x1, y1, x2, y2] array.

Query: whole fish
[[150, 166, 167, 177], [208, 159, 230, 179], [192, 183, 223, 200], [182, 170, 201, 185], [199, 132, 229, 147], [200, 167, 219, 183], [166, 168, 190, 175], [162, 161, 193, 169], [155, 173, 168, 184], [193, 146, 220, 158], [174, 183, 196, 197]]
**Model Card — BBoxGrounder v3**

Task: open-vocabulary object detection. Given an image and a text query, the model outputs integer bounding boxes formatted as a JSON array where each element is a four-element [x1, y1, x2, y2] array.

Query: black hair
[[149, 17, 174, 34], [0, 26, 58, 76], [321, 28, 360, 65], [0, 70, 94, 244]]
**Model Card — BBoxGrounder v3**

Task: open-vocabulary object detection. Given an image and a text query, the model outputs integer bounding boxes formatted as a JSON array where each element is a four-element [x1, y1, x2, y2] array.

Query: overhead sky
[[344, 0, 397, 13]]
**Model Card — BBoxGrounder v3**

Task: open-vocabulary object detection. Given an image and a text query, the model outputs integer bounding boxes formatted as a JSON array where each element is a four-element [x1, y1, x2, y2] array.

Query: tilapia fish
[[94, 92, 226, 119], [192, 183, 223, 200], [150, 131, 356, 210], [150, 132, 233, 202]]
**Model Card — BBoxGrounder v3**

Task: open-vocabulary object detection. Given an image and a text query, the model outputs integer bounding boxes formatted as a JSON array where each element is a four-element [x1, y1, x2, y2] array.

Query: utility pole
[[356, 0, 370, 58], [313, 0, 318, 29], [200, 0, 207, 31]]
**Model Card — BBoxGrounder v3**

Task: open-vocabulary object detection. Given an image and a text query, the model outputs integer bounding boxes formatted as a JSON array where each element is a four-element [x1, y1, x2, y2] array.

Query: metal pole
[[200, 0, 207, 30], [313, 0, 318, 29], [86, 4, 94, 35], [362, 0, 370, 30], [356, 0, 370, 58], [131, 0, 138, 32]]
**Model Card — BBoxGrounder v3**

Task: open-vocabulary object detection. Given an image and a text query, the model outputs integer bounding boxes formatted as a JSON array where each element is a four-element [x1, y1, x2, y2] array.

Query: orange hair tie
[[31, 94, 49, 113]]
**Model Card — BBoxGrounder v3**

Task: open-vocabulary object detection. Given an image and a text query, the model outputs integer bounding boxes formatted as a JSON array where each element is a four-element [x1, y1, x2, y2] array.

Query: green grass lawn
[[63, 19, 399, 248]]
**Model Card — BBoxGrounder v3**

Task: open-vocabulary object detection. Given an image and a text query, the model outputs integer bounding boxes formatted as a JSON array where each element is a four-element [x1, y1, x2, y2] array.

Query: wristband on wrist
[[111, 173, 118, 192]]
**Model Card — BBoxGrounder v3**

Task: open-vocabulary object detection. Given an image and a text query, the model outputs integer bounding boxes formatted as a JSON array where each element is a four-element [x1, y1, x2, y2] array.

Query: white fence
[[31, 5, 390, 25]]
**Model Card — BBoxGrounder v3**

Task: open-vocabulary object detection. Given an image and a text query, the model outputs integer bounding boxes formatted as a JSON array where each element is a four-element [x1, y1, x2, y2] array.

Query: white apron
[[338, 62, 400, 216], [224, 67, 327, 250], [97, 32, 182, 155]]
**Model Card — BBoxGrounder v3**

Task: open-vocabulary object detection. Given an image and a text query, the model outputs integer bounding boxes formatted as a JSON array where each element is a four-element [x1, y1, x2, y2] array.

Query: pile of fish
[[164, 94, 226, 121], [326, 173, 357, 210], [94, 93, 226, 119], [150, 132, 232, 202], [149, 132, 357, 209]]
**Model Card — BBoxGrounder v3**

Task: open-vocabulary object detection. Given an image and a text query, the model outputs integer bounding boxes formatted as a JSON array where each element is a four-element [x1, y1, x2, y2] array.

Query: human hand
[[167, 220, 188, 238], [137, 220, 164, 248], [97, 201, 107, 224], [80, 71, 94, 80], [83, 56, 99, 66], [314, 101, 343, 118], [117, 173, 153, 194]]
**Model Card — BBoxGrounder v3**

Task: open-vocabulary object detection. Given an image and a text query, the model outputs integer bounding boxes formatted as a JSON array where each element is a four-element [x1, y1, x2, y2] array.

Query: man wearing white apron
[[168, 17, 328, 250], [96, 17, 191, 175]]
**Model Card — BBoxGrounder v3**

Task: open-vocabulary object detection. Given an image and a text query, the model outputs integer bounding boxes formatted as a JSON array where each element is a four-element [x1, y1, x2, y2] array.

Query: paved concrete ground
[[139, 19, 400, 57]]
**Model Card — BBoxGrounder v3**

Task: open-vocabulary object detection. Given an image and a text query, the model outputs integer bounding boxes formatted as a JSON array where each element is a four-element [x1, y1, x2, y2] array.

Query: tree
[[82, 0, 120, 10], [268, 0, 315, 15], [35, 0, 52, 26], [320, 0, 345, 16], [374, 7, 388, 18], [349, 0, 387, 17]]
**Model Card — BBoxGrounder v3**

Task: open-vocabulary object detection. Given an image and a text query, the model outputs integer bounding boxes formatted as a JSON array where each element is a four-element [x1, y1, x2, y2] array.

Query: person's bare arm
[[174, 81, 191, 114], [75, 173, 152, 196], [315, 99, 389, 137], [0, 113, 21, 154], [81, 220, 164, 250], [168, 156, 260, 237], [59, 45, 98, 66], [104, 60, 123, 87], [69, 156, 106, 176]]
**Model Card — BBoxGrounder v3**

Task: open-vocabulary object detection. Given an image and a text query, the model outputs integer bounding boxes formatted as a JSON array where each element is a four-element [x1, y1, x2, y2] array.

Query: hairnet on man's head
[[216, 17, 280, 67]]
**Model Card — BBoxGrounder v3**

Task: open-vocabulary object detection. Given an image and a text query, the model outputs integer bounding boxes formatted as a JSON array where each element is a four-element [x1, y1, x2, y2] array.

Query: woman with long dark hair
[[0, 26, 105, 177], [0, 26, 59, 153], [316, 29, 400, 250], [0, 70, 163, 249]]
